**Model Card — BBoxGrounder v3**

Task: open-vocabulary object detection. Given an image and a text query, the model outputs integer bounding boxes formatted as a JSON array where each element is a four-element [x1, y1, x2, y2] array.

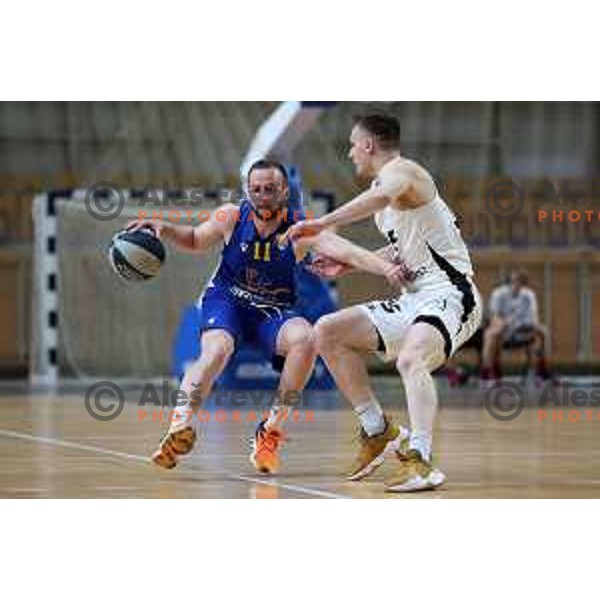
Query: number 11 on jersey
[[253, 241, 272, 262]]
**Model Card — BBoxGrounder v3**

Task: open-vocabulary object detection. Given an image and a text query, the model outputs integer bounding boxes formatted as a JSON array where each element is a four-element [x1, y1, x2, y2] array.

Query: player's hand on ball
[[126, 219, 164, 238], [308, 254, 353, 279]]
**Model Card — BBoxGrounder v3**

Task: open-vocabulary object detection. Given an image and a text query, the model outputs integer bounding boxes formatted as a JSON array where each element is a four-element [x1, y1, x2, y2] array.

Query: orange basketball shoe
[[151, 424, 197, 469], [250, 420, 287, 475]]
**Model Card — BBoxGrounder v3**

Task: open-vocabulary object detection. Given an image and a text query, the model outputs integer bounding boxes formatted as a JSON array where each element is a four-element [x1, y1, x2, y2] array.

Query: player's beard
[[254, 199, 286, 222]]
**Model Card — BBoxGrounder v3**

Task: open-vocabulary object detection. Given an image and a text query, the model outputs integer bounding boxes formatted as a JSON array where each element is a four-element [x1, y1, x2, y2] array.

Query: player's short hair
[[353, 113, 401, 150], [247, 159, 289, 185]]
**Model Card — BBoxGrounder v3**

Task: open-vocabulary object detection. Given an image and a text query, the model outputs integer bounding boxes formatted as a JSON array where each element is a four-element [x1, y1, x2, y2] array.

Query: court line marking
[[0, 428, 348, 500], [4, 428, 600, 496]]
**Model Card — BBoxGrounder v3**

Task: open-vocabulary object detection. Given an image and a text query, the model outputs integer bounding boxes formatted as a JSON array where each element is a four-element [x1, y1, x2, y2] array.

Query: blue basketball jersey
[[209, 201, 302, 308]]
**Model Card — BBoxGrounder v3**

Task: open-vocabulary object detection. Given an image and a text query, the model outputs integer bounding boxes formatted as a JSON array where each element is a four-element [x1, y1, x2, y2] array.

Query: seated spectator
[[481, 269, 553, 383]]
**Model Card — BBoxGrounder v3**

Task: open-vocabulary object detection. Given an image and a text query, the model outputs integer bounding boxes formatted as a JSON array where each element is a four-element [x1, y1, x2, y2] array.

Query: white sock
[[402, 366, 437, 462], [409, 432, 432, 462], [170, 402, 194, 430], [354, 400, 386, 437], [399, 425, 411, 442], [265, 404, 287, 429]]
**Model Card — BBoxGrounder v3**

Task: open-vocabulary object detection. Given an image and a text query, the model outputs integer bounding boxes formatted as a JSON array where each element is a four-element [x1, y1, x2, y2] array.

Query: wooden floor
[[1, 385, 600, 498]]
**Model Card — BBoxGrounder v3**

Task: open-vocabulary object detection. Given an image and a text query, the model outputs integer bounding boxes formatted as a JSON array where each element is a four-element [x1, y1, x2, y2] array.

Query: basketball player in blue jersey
[[129, 159, 409, 475]]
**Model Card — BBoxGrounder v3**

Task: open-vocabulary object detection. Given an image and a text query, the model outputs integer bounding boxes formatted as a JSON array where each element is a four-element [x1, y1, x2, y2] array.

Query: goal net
[[31, 191, 222, 383]]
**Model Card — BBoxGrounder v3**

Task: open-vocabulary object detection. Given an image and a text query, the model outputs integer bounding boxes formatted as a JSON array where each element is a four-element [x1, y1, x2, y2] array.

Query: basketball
[[108, 227, 166, 281]]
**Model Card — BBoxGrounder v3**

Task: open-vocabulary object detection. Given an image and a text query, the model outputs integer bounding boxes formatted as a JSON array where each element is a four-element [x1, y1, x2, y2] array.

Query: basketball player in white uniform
[[288, 114, 483, 492]]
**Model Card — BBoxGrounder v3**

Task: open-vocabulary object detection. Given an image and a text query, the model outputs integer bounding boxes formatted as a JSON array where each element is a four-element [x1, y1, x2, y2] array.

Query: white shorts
[[359, 279, 483, 363]]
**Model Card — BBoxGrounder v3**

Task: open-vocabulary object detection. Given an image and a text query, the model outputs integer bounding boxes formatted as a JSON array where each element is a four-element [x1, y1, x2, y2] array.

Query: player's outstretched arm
[[127, 204, 239, 254], [288, 172, 411, 241], [299, 231, 409, 288], [374, 245, 394, 260]]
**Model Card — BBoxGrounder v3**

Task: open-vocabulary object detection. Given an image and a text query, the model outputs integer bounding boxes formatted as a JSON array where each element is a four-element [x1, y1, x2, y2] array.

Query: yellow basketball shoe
[[347, 416, 406, 481], [385, 449, 446, 492], [151, 424, 197, 470]]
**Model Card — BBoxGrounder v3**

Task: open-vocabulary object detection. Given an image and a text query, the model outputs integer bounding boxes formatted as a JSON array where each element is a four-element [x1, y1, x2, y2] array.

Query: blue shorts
[[198, 287, 300, 364]]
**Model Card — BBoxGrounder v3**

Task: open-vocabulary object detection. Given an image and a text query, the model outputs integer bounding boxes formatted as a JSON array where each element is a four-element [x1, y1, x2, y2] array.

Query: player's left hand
[[308, 254, 353, 278], [383, 261, 416, 289]]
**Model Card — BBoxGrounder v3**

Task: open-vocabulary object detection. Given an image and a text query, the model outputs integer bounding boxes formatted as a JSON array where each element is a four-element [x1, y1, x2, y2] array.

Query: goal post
[[30, 188, 223, 386]]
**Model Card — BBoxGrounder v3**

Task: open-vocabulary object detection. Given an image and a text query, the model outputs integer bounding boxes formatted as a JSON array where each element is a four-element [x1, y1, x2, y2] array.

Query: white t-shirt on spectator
[[489, 284, 538, 332]]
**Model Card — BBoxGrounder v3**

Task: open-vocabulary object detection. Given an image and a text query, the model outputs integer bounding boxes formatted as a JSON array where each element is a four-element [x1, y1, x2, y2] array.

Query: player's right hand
[[125, 219, 164, 238]]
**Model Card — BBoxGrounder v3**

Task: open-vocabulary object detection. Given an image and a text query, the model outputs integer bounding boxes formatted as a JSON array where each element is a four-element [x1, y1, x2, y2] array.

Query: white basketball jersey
[[372, 166, 474, 292]]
